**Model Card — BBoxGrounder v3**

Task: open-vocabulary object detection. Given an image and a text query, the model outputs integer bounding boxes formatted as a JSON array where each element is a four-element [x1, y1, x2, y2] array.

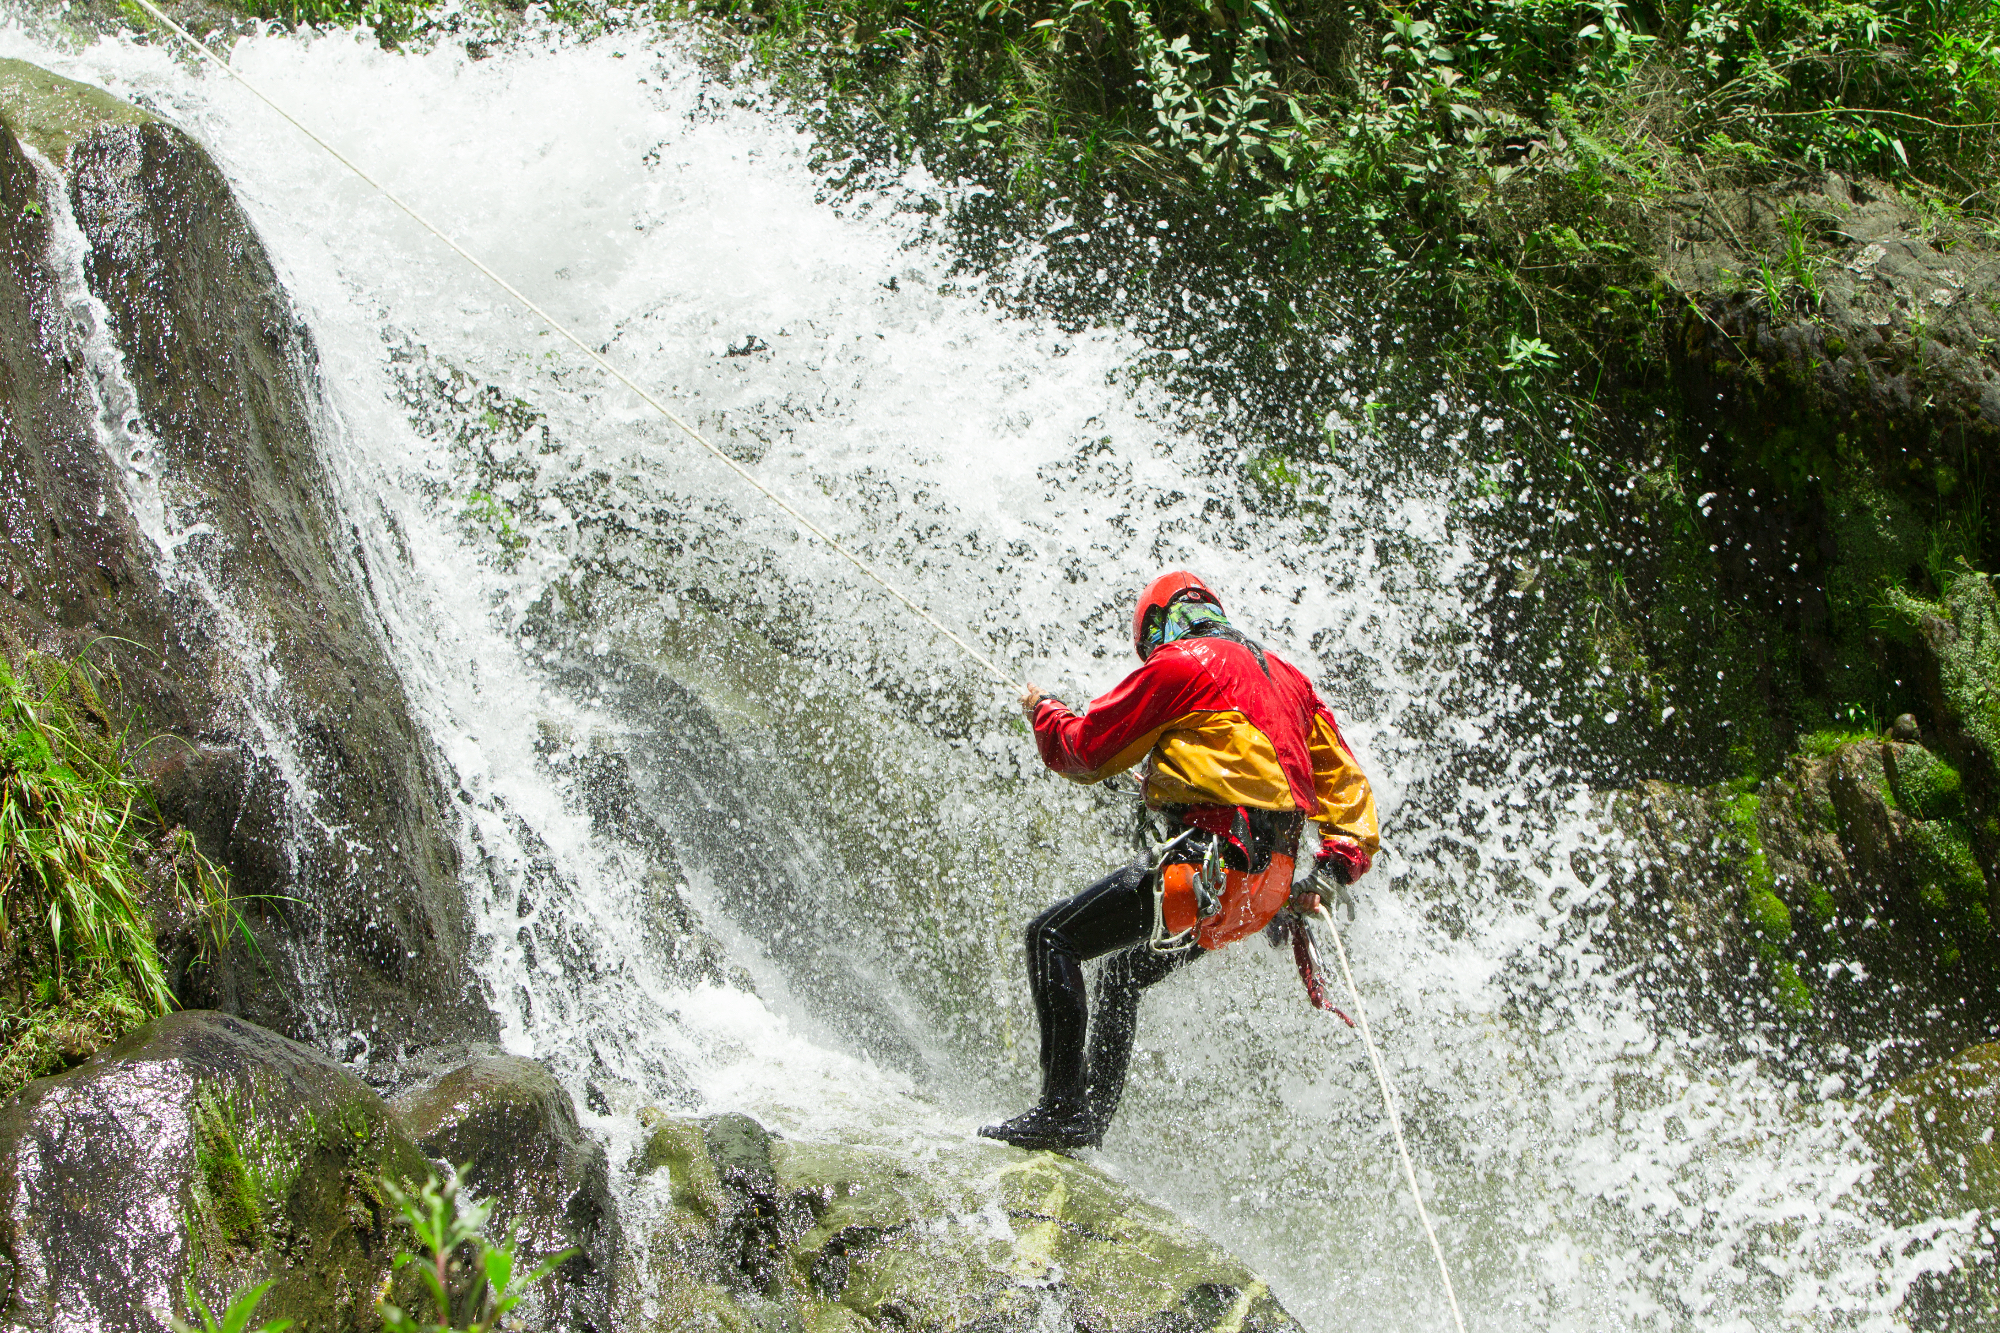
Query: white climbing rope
[[127, 0, 1025, 693], [1312, 901, 1468, 1333]]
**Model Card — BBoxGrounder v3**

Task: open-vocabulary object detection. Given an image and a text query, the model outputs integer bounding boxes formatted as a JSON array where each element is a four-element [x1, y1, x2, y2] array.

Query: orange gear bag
[[1160, 853, 1297, 951]]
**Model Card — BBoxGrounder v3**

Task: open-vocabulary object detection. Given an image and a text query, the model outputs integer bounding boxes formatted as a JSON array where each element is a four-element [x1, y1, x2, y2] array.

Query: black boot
[[979, 1100, 1100, 1153]]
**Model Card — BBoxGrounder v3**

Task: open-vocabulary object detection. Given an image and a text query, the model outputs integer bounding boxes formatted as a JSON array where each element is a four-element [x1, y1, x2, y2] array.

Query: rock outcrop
[[1860, 1043, 2000, 1329], [0, 1011, 431, 1331], [629, 1109, 1301, 1333], [389, 1047, 617, 1332], [0, 61, 491, 1059], [1602, 571, 2000, 1062], [0, 1012, 615, 1330], [1663, 173, 2000, 443]]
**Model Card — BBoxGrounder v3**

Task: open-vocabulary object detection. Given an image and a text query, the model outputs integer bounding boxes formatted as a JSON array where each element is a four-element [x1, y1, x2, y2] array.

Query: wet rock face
[[630, 1110, 1301, 1333], [1607, 735, 1998, 1062], [0, 1010, 430, 1332], [0, 61, 492, 1058], [388, 1048, 616, 1332], [1663, 173, 2000, 441], [1600, 571, 2000, 1065], [1861, 1044, 2000, 1329]]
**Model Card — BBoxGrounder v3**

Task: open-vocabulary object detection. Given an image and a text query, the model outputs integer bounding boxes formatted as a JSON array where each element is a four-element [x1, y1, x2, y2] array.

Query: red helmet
[[1132, 571, 1222, 659]]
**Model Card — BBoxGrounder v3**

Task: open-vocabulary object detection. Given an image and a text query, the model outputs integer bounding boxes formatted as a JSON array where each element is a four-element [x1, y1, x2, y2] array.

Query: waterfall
[[0, 18, 1975, 1328]]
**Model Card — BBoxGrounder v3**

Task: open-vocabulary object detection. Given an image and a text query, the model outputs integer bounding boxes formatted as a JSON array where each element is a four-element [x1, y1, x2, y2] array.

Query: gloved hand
[[1315, 837, 1372, 886]]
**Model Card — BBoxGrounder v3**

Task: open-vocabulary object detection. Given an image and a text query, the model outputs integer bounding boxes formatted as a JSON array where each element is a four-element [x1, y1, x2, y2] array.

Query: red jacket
[[1030, 636, 1378, 855]]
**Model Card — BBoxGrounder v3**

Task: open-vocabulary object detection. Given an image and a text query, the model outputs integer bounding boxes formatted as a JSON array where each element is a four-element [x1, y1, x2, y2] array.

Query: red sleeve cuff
[[1316, 838, 1372, 885]]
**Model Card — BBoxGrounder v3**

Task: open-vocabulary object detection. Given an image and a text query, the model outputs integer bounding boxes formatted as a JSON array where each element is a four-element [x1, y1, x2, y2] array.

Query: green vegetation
[[693, 0, 2000, 379], [1720, 783, 1811, 1014], [381, 1166, 575, 1332], [1906, 817, 1989, 949], [209, 0, 433, 46], [0, 653, 236, 1094], [1799, 727, 1875, 758], [190, 1086, 316, 1249], [1890, 746, 1964, 821], [169, 1279, 293, 1333]]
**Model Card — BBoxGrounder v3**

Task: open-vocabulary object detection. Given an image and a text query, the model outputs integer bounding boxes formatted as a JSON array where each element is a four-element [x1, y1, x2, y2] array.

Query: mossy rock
[[0, 59, 495, 1060], [1861, 1044, 2000, 1327], [628, 1111, 1300, 1333], [1892, 573, 2000, 773], [0, 1010, 431, 1331], [1905, 819, 1990, 934], [0, 59, 152, 165], [1888, 744, 1966, 821]]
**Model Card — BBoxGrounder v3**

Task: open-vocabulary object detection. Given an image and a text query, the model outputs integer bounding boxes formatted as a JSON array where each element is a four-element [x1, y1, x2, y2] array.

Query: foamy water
[[0, 15, 1972, 1327]]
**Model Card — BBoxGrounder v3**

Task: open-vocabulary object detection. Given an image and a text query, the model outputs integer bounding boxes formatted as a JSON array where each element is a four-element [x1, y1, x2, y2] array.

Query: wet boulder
[[0, 59, 492, 1058], [389, 1048, 616, 1332], [0, 1010, 429, 1331], [628, 1109, 1301, 1333], [1602, 730, 2000, 1062], [1865, 1042, 2000, 1222]]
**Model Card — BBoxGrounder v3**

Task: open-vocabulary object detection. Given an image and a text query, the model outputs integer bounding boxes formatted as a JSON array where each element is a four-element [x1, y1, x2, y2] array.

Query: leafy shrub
[[381, 1166, 574, 1333]]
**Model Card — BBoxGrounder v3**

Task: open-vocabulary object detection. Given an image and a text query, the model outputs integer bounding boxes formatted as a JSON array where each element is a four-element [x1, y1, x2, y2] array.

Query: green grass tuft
[[0, 652, 239, 1095], [1798, 728, 1876, 758]]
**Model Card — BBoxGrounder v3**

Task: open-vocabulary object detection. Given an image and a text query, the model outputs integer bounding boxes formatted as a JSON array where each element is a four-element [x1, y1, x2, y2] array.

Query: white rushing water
[[1, 16, 1980, 1328]]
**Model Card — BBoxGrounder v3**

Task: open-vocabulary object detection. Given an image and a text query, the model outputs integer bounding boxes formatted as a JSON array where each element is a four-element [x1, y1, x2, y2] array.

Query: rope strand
[[128, 0, 1025, 693], [1313, 901, 1469, 1333]]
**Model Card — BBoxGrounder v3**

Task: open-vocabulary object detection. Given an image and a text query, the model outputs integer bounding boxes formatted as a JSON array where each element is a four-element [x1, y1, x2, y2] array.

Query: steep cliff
[[0, 60, 492, 1061]]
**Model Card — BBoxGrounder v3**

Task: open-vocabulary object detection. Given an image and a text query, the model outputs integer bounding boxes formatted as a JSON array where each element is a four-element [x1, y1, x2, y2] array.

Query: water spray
[[1313, 900, 1469, 1333], [119, 8, 1470, 1323], [128, 0, 1024, 696]]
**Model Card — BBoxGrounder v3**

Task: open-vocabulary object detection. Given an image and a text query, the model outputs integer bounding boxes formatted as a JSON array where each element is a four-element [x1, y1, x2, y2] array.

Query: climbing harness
[[1145, 828, 1205, 955], [128, 0, 1026, 698], [1309, 887, 1469, 1333]]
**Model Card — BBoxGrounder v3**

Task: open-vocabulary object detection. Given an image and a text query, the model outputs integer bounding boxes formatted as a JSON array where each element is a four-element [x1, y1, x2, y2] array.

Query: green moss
[[1770, 958, 1812, 1016], [1802, 884, 1839, 928], [1908, 820, 1989, 936], [638, 1113, 726, 1221], [0, 59, 154, 163], [193, 1090, 263, 1245], [1889, 746, 1964, 821], [1907, 574, 2000, 767], [1746, 885, 1793, 947]]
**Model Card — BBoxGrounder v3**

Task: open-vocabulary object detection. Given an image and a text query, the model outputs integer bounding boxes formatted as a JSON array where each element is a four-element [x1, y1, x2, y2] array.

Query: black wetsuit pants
[[1024, 861, 1202, 1131]]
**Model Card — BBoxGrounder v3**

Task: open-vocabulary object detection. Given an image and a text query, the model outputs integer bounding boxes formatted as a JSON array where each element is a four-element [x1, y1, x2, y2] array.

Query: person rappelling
[[980, 571, 1379, 1153]]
